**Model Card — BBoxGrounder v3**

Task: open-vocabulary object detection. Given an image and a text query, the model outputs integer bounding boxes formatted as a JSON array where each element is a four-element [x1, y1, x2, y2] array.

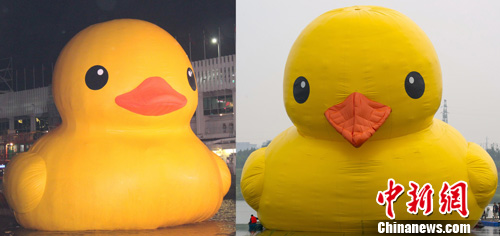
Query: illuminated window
[[36, 115, 49, 132], [14, 116, 30, 133], [203, 94, 233, 115]]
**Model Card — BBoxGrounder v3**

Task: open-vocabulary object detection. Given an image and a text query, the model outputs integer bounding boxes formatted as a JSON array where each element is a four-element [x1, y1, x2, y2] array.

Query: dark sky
[[0, 0, 235, 91]]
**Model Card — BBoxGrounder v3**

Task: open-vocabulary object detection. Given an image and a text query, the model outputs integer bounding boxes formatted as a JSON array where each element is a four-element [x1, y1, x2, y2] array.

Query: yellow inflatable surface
[[4, 19, 230, 231], [241, 6, 497, 233]]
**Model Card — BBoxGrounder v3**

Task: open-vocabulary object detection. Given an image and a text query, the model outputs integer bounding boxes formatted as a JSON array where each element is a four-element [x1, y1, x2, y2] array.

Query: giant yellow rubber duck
[[4, 19, 230, 231], [241, 6, 497, 233]]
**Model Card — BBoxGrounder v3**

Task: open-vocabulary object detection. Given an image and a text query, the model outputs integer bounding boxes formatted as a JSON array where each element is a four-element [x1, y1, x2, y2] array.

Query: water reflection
[[236, 201, 492, 236], [5, 220, 234, 236], [236, 224, 494, 236], [473, 226, 500, 235]]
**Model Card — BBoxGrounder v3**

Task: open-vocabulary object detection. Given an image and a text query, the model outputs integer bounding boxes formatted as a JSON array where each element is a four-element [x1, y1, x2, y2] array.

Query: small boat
[[475, 221, 485, 228], [249, 223, 264, 231]]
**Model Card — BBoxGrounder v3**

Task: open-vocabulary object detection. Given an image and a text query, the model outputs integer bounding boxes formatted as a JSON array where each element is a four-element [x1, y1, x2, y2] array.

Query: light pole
[[211, 37, 220, 58]]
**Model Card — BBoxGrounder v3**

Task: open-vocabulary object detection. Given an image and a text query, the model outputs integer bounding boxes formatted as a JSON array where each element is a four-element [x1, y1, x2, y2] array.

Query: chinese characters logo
[[376, 178, 468, 219]]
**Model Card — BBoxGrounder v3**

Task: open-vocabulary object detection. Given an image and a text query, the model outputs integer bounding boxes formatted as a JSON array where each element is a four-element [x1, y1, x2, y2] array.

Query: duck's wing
[[212, 152, 231, 196], [4, 152, 47, 214], [241, 147, 266, 211], [466, 142, 498, 208]]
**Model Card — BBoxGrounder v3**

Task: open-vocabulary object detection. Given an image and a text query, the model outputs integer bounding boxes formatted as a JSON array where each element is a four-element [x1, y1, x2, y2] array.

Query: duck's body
[[8, 126, 228, 230], [243, 119, 495, 232], [4, 19, 230, 231]]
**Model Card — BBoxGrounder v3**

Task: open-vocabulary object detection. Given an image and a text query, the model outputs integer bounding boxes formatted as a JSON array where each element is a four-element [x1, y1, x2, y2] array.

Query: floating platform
[[481, 220, 500, 227]]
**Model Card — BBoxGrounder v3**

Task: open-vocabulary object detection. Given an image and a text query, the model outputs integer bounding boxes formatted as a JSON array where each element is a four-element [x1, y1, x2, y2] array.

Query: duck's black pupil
[[404, 71, 425, 99], [187, 68, 196, 91], [293, 76, 309, 104], [85, 65, 108, 90]]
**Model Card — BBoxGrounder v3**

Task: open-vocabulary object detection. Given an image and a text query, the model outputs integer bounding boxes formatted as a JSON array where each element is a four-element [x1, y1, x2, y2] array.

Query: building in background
[[191, 55, 236, 173], [0, 55, 236, 173]]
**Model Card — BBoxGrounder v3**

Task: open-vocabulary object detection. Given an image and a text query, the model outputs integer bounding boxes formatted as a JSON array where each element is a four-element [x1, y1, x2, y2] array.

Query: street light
[[211, 37, 220, 58]]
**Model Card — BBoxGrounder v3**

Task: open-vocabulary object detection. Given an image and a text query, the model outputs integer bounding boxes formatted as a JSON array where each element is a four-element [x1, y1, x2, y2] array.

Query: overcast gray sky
[[236, 0, 500, 148]]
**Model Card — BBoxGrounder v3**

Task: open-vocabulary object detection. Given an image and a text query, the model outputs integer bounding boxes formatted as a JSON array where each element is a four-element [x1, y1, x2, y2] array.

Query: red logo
[[439, 181, 469, 218], [406, 181, 434, 216], [377, 178, 405, 220], [377, 179, 468, 219]]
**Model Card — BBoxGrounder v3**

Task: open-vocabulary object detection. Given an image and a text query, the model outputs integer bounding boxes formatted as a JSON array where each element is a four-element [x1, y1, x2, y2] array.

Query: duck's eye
[[187, 68, 196, 91], [293, 76, 309, 104], [405, 71, 425, 99], [85, 65, 108, 90]]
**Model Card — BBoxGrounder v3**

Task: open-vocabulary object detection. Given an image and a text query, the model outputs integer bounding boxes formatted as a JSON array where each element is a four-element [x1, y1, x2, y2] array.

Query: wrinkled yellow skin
[[241, 6, 496, 233], [4, 19, 230, 231]]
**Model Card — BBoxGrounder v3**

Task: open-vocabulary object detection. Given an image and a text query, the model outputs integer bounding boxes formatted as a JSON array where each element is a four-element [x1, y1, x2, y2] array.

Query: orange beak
[[115, 77, 187, 116], [324, 92, 391, 147]]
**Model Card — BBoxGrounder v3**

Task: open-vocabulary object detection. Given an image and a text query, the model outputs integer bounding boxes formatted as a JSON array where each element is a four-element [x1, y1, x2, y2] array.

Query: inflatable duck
[[4, 19, 231, 231], [241, 6, 497, 233]]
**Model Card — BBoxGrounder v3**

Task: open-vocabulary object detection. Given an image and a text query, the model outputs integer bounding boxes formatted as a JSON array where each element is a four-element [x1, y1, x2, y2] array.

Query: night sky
[[0, 0, 235, 91]]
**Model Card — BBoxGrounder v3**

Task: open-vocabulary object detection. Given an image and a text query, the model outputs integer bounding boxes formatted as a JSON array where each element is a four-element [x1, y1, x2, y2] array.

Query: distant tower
[[442, 99, 448, 123]]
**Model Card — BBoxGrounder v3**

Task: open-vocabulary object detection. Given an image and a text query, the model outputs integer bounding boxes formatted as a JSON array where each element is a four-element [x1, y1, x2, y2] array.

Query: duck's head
[[52, 19, 197, 131], [284, 6, 442, 147]]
